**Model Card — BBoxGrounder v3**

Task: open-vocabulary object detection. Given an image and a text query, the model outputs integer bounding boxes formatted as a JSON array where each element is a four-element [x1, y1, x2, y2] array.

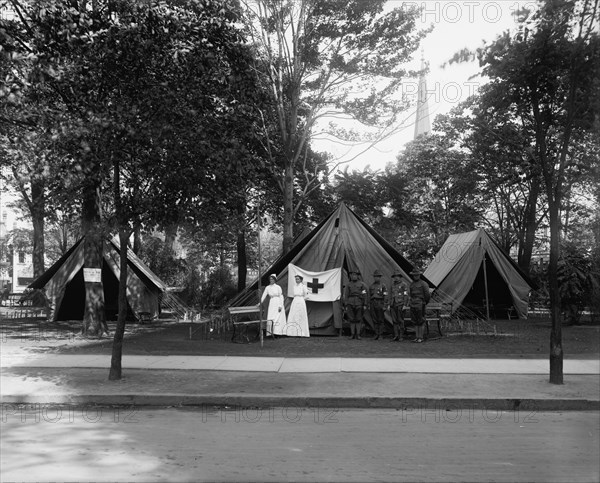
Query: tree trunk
[[133, 223, 141, 254], [81, 179, 105, 337], [518, 178, 540, 274], [164, 224, 177, 253], [109, 156, 128, 380], [30, 179, 45, 277], [282, 163, 294, 254], [548, 198, 563, 384], [237, 229, 247, 293], [109, 228, 129, 381], [12, 169, 46, 278], [236, 200, 247, 293]]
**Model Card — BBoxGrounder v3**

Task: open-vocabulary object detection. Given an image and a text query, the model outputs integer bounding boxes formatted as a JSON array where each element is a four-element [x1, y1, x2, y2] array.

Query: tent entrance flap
[[306, 300, 343, 335], [56, 268, 85, 321], [463, 258, 514, 318], [55, 261, 135, 321], [307, 301, 334, 330], [101, 262, 135, 321]]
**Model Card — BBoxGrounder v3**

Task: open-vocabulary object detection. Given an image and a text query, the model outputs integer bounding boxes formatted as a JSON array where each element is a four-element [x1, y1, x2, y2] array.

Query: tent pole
[[483, 252, 490, 321], [257, 201, 263, 348]]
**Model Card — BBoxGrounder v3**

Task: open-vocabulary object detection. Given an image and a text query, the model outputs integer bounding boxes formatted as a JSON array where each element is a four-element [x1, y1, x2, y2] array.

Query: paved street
[[1, 407, 598, 482], [2, 339, 598, 482]]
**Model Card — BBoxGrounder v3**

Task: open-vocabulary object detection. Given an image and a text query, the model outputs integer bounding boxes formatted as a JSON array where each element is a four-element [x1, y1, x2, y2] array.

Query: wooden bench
[[424, 302, 452, 337], [228, 305, 273, 346]]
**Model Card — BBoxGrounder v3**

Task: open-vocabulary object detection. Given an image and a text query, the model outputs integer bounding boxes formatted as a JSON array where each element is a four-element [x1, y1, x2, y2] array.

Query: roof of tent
[[424, 228, 535, 318], [29, 238, 84, 290], [109, 237, 167, 291], [30, 237, 166, 292], [230, 203, 432, 310]]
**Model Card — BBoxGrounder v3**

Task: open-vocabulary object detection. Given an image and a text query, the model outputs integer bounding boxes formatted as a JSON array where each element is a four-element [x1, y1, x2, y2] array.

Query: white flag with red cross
[[287, 264, 342, 302]]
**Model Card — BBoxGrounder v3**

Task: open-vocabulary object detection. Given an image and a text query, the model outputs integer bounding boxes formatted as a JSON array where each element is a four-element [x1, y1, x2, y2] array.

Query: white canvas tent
[[230, 203, 431, 334], [29, 237, 167, 321], [424, 228, 535, 319]]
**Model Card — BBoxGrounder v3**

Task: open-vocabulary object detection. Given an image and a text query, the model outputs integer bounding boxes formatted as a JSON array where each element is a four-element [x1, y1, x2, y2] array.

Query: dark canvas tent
[[29, 237, 167, 321], [230, 203, 431, 335], [424, 228, 535, 319]]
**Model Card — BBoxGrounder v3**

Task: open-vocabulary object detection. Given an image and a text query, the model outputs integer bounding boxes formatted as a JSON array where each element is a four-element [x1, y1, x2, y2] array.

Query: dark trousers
[[346, 304, 364, 324], [390, 304, 404, 337], [346, 305, 364, 336], [410, 305, 425, 326], [370, 299, 385, 334]]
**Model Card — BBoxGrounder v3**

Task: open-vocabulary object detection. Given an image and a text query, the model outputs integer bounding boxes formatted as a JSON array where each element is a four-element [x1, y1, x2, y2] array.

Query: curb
[[2, 394, 599, 411]]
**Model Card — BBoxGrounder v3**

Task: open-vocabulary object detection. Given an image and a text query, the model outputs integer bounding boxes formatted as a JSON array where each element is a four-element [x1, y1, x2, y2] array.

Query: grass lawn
[[1, 311, 598, 358]]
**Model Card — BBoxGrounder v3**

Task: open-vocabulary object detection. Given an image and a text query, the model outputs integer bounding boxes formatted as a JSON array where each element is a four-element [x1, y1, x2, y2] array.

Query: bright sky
[[313, 0, 534, 172]]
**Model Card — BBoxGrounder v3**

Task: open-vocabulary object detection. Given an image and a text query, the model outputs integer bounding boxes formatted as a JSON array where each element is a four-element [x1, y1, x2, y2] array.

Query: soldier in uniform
[[408, 268, 430, 343], [390, 270, 409, 341], [368, 269, 388, 340], [343, 270, 368, 340]]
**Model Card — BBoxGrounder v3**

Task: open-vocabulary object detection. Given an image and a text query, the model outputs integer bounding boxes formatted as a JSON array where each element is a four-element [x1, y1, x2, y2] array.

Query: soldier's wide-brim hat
[[373, 269, 382, 277], [391, 270, 403, 278], [410, 268, 422, 275], [348, 269, 361, 275]]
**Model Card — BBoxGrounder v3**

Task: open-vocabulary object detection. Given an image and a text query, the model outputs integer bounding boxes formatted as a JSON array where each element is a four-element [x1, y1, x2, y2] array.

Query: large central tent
[[424, 228, 535, 319], [230, 203, 431, 335]]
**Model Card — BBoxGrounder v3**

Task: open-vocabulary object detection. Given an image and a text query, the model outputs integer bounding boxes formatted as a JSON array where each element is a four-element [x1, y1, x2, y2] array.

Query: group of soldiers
[[342, 268, 431, 343]]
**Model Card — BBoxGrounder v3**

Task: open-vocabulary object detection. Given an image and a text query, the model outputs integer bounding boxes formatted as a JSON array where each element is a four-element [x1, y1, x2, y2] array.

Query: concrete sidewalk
[[1, 354, 598, 410], [1, 353, 599, 374]]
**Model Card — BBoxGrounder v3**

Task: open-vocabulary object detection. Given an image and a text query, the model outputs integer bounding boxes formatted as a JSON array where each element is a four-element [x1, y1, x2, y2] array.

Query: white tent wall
[[104, 243, 159, 317], [45, 239, 86, 321], [109, 238, 167, 291], [429, 243, 485, 311], [425, 229, 534, 319], [425, 230, 480, 286]]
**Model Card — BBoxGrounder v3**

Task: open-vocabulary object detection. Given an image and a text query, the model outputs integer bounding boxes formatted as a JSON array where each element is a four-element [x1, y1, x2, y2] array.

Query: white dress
[[261, 284, 286, 335], [285, 283, 310, 337]]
